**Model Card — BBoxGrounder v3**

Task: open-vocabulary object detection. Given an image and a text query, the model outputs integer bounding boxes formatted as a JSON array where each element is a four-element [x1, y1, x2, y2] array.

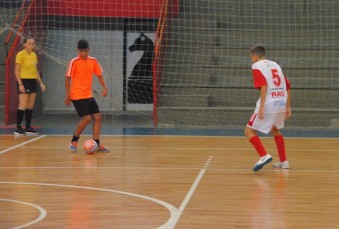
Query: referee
[[14, 36, 46, 135]]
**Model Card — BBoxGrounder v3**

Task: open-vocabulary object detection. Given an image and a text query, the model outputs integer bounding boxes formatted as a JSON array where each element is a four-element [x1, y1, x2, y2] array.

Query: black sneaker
[[25, 127, 39, 135], [14, 128, 25, 135]]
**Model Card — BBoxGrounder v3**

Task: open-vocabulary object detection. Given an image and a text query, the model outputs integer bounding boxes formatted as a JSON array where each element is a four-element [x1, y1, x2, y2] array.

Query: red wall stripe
[[46, 0, 179, 18]]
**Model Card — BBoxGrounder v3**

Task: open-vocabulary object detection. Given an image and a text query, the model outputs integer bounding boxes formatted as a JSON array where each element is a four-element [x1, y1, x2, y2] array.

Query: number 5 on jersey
[[271, 69, 281, 86]]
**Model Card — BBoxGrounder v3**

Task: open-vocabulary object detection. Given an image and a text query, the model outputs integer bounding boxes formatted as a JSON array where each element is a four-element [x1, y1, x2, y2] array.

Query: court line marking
[[0, 198, 47, 229], [0, 135, 47, 155], [0, 167, 338, 173], [1, 134, 338, 139], [159, 156, 213, 229], [0, 181, 178, 228], [3, 146, 339, 152]]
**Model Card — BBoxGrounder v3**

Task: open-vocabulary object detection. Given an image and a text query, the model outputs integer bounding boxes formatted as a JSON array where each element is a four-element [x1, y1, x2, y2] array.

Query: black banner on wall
[[126, 32, 155, 111]]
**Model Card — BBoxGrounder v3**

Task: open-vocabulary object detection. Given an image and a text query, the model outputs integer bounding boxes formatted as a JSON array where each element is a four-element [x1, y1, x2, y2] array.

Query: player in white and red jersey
[[244, 45, 291, 171]]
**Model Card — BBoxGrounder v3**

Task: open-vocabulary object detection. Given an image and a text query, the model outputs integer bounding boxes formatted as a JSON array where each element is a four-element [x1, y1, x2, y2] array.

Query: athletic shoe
[[97, 144, 109, 152], [25, 127, 39, 135], [273, 161, 289, 169], [69, 141, 78, 151], [253, 154, 273, 172], [14, 128, 25, 135]]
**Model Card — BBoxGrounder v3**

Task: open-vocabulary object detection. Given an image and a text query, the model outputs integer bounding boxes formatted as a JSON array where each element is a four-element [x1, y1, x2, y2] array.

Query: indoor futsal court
[[0, 119, 339, 228], [1, 0, 339, 228]]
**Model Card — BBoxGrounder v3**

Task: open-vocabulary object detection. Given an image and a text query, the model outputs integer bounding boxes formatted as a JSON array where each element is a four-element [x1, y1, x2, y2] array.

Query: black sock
[[71, 135, 80, 142], [94, 139, 100, 146], [25, 109, 33, 129], [17, 109, 24, 129]]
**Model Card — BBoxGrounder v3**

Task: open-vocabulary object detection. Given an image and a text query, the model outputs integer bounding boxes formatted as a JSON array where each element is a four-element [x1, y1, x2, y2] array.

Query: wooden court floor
[[0, 135, 338, 229]]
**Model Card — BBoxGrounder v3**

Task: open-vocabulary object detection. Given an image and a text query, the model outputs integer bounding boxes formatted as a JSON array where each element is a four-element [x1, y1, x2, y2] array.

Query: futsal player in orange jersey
[[244, 45, 291, 171], [65, 39, 109, 152]]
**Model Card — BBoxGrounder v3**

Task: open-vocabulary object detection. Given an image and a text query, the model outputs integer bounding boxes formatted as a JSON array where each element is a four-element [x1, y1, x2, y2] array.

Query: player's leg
[[75, 115, 91, 137], [271, 113, 289, 169], [245, 112, 271, 157], [18, 93, 29, 110], [91, 113, 102, 140], [91, 113, 109, 152], [69, 99, 91, 151], [15, 93, 29, 135], [88, 98, 109, 152], [69, 114, 91, 151], [25, 92, 38, 135], [245, 126, 272, 171], [245, 112, 273, 171]]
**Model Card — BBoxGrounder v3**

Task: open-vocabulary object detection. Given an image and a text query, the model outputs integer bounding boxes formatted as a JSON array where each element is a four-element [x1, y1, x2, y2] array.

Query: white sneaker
[[273, 161, 289, 169], [253, 154, 273, 171]]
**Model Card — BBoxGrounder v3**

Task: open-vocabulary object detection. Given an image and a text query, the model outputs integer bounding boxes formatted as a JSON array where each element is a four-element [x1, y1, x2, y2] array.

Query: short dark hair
[[250, 45, 265, 58], [77, 39, 89, 49], [23, 36, 34, 43]]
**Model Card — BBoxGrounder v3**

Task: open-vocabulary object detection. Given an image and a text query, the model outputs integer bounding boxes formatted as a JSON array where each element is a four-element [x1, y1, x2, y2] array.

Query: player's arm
[[64, 76, 71, 106], [97, 74, 107, 97], [15, 63, 25, 93], [36, 70, 46, 91], [284, 75, 291, 119], [285, 89, 291, 119], [251, 68, 268, 118], [94, 61, 107, 97], [258, 85, 267, 119]]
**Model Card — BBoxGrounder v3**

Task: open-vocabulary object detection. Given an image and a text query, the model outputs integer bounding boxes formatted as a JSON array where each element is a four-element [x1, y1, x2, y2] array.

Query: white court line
[[159, 156, 213, 229], [2, 134, 337, 140], [0, 166, 338, 173], [6, 145, 339, 152], [0, 181, 177, 228], [0, 135, 46, 155], [0, 198, 47, 229]]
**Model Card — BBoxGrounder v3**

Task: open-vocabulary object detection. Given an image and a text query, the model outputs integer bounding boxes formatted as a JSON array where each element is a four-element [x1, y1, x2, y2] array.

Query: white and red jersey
[[252, 59, 291, 113]]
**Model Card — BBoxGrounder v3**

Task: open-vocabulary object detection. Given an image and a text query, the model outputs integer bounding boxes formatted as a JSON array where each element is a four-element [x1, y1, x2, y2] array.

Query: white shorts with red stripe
[[247, 112, 285, 134]]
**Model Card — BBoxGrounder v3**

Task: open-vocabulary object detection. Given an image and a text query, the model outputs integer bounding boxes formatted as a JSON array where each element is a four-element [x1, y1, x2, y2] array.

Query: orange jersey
[[66, 55, 103, 100]]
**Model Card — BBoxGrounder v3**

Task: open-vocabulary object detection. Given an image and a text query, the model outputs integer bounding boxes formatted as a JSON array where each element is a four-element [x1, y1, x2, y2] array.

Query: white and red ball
[[83, 140, 98, 154]]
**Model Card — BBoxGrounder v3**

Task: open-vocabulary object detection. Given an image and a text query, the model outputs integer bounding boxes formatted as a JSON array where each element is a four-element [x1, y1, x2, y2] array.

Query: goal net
[[1, 0, 339, 129], [158, 0, 339, 128]]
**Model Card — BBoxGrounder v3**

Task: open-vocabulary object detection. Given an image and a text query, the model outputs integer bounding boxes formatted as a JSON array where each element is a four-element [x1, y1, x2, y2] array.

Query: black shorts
[[17, 79, 38, 94], [72, 97, 100, 117]]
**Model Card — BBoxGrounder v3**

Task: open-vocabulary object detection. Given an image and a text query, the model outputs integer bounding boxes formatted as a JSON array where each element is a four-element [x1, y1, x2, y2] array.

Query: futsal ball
[[83, 140, 98, 154]]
